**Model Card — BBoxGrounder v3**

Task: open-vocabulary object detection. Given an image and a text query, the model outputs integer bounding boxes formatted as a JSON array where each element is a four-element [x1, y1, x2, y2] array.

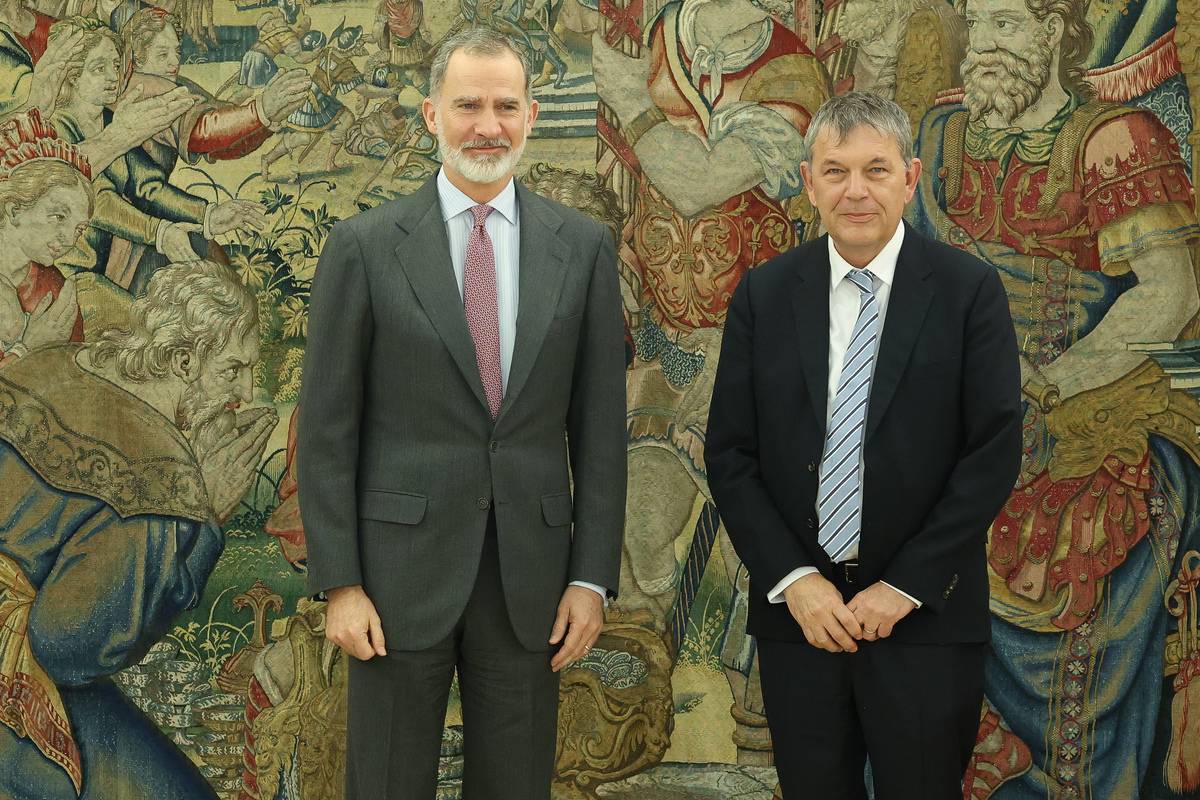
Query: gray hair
[[428, 27, 532, 102], [803, 92, 914, 166], [89, 260, 258, 383]]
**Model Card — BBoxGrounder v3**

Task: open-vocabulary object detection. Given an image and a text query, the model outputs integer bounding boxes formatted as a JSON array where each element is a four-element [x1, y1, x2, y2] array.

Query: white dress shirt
[[436, 170, 607, 603], [767, 223, 921, 608]]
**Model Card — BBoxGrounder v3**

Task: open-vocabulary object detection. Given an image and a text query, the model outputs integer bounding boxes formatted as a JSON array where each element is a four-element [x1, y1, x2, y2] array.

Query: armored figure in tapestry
[[909, 0, 1200, 797]]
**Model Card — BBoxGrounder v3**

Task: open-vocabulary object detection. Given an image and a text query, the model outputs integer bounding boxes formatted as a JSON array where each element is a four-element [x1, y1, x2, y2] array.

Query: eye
[[50, 213, 64, 222], [222, 367, 239, 381], [997, 19, 1010, 29]]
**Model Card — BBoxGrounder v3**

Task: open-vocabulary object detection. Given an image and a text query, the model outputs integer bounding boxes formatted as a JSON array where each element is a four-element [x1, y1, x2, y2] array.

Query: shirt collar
[[436, 168, 517, 225], [827, 221, 905, 291]]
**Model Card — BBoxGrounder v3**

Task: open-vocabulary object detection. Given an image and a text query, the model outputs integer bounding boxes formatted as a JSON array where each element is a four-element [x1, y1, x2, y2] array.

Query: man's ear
[[800, 161, 814, 203], [421, 95, 437, 135], [170, 348, 199, 382], [1046, 13, 1065, 51]]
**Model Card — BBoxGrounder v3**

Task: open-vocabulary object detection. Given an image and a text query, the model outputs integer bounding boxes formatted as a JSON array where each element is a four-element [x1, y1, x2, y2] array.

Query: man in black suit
[[705, 91, 1022, 799]]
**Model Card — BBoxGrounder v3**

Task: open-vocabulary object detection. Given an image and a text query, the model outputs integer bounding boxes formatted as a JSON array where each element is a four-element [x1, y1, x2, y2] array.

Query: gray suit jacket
[[297, 175, 627, 652]]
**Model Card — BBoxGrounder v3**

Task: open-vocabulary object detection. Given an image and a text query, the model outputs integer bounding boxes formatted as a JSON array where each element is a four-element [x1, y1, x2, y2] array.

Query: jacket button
[[477, 497, 490, 510], [806, 517, 816, 529], [489, 440, 498, 453], [807, 462, 816, 472]]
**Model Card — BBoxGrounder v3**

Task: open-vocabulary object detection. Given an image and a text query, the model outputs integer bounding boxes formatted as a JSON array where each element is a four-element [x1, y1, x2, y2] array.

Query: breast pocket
[[359, 489, 428, 526]]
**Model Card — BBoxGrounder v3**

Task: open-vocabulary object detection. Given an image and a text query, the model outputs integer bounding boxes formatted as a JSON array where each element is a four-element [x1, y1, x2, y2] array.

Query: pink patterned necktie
[[464, 204, 503, 419]]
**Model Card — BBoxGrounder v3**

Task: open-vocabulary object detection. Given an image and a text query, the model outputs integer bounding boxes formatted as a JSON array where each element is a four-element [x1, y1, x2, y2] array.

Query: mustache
[[963, 46, 1034, 75], [461, 138, 511, 150]]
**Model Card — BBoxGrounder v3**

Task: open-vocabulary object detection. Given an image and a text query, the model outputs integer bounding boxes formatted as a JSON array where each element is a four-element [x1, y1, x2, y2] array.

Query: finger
[[548, 604, 569, 645], [118, 82, 144, 107], [824, 616, 858, 652], [353, 629, 375, 660], [832, 604, 863, 640], [812, 630, 841, 653], [235, 416, 274, 466], [878, 621, 894, 639], [236, 406, 274, 427], [368, 613, 386, 656]]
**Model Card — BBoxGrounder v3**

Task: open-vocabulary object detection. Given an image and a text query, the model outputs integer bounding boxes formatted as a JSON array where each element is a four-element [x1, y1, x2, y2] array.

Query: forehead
[[150, 25, 179, 44], [810, 123, 904, 162], [963, 0, 1033, 17], [85, 37, 118, 61], [31, 185, 89, 212], [442, 49, 526, 97], [214, 330, 260, 362]]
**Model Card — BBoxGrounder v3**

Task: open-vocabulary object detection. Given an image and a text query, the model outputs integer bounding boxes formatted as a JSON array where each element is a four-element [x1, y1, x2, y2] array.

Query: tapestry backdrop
[[1, 0, 1199, 797]]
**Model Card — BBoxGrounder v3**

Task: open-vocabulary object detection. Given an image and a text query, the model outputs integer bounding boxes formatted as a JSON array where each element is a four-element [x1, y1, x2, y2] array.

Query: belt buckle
[[842, 560, 859, 584]]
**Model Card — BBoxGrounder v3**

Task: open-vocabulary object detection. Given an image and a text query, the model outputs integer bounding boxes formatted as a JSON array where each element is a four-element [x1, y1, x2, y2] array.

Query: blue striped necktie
[[818, 268, 879, 563]]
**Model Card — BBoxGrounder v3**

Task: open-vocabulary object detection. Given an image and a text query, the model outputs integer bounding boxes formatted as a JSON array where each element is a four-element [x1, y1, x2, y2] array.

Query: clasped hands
[[782, 572, 916, 653]]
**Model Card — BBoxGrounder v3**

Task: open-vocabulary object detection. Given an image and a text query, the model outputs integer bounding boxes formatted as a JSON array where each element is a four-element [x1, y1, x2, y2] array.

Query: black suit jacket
[[705, 222, 1022, 644]]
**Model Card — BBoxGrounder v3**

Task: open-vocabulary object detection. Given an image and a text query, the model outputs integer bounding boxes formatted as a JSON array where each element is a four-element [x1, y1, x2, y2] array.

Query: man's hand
[[0, 283, 25, 344], [548, 585, 604, 672], [28, 28, 86, 110], [196, 406, 277, 522], [158, 221, 203, 262], [22, 280, 77, 349], [325, 585, 387, 660], [782, 572, 862, 653], [847, 582, 917, 642], [108, 83, 197, 147], [208, 200, 268, 237], [259, 68, 311, 124]]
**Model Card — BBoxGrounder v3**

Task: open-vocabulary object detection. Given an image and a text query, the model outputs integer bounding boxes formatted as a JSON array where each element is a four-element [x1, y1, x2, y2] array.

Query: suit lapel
[[866, 222, 934, 441], [793, 238, 831, 441], [500, 183, 570, 419], [393, 177, 490, 414]]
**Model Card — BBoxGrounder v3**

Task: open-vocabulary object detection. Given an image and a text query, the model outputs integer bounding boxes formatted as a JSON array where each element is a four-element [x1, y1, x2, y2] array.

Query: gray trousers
[[345, 517, 560, 799]]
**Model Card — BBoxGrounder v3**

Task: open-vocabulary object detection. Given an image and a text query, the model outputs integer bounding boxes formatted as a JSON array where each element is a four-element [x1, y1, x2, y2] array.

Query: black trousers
[[758, 567, 985, 800], [345, 514, 560, 800]]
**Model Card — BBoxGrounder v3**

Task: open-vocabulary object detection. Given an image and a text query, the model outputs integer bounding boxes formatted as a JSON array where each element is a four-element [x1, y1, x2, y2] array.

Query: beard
[[961, 27, 1054, 124], [178, 386, 231, 433], [437, 131, 526, 185]]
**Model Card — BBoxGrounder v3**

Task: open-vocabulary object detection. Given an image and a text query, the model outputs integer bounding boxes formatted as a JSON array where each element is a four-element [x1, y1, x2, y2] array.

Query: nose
[[474, 107, 502, 140], [845, 170, 869, 199]]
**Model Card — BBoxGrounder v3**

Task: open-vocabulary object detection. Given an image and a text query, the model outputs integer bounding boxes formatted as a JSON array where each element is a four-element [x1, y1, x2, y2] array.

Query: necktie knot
[[471, 204, 493, 229], [844, 268, 876, 296]]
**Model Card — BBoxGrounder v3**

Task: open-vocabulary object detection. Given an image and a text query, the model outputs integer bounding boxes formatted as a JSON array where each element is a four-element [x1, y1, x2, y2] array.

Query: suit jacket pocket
[[359, 489, 428, 525], [541, 492, 573, 527]]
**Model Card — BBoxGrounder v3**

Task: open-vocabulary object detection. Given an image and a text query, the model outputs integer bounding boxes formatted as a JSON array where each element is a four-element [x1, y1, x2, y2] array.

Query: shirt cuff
[[569, 580, 608, 608], [202, 202, 215, 239], [154, 218, 169, 254], [880, 581, 922, 608], [768, 566, 819, 603]]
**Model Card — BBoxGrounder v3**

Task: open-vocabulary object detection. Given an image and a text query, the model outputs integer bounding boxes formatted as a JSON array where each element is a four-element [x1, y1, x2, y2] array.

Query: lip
[[47, 245, 62, 258], [842, 212, 877, 222]]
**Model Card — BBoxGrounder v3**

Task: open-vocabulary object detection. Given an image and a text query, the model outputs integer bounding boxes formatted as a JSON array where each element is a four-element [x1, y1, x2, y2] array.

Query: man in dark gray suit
[[297, 28, 627, 800]]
